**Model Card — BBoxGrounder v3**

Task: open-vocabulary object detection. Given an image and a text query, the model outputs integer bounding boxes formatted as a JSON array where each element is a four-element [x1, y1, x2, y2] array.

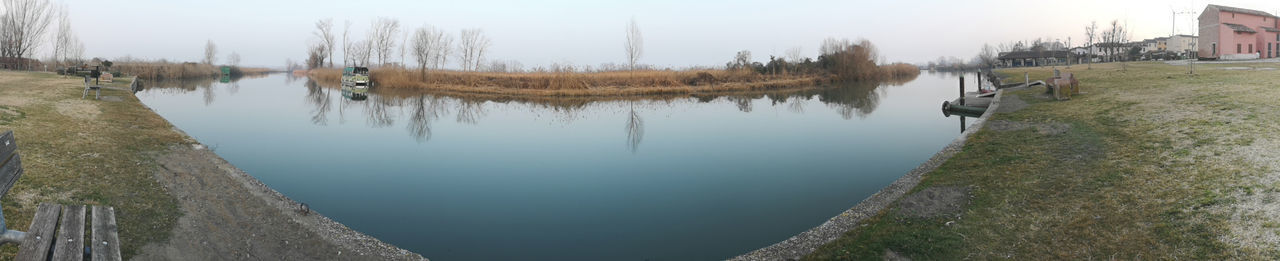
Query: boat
[[341, 67, 370, 99]]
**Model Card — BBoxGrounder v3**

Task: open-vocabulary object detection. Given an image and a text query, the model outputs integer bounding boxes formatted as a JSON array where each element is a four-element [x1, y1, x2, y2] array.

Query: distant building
[[996, 50, 1071, 67], [1198, 4, 1280, 60], [1167, 34, 1198, 54]]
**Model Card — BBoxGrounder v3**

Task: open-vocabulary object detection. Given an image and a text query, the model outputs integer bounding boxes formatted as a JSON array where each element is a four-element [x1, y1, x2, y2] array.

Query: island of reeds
[[308, 36, 918, 97]]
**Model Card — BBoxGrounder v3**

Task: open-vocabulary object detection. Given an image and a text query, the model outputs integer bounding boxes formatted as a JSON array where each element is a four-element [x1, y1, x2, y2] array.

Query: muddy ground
[[133, 144, 424, 260]]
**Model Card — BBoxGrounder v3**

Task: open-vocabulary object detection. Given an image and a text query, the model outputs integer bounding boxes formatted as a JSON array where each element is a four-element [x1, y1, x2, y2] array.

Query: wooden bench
[[0, 130, 121, 261]]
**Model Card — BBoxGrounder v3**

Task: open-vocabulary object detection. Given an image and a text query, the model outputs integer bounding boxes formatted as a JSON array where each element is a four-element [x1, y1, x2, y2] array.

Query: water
[[136, 72, 970, 260]]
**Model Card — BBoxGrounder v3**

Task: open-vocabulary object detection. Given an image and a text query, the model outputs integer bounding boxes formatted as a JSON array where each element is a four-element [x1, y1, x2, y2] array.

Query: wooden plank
[[16, 203, 62, 261], [51, 205, 85, 261], [0, 154, 22, 199], [90, 206, 121, 261], [0, 130, 15, 167]]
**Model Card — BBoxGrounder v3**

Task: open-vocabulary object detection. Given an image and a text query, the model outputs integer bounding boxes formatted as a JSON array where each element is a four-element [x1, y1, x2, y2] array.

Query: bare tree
[[203, 40, 218, 65], [1, 0, 54, 69], [411, 26, 432, 76], [351, 40, 372, 66], [342, 20, 351, 67], [314, 18, 335, 68], [785, 46, 804, 64], [306, 43, 327, 69], [1084, 21, 1097, 69], [50, 3, 72, 67], [978, 43, 996, 68], [624, 17, 643, 71], [369, 17, 401, 66], [457, 28, 491, 71], [227, 52, 241, 67], [435, 32, 453, 69]]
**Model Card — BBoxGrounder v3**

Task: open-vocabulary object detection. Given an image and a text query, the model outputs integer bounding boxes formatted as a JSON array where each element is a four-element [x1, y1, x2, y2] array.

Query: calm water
[[136, 72, 969, 260]]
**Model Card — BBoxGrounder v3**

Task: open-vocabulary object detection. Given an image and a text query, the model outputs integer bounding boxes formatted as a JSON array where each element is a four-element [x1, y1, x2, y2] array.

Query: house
[[1167, 34, 1198, 55], [1198, 4, 1280, 60]]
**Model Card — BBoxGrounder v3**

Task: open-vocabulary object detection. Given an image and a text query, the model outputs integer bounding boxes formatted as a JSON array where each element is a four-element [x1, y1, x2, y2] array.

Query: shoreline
[[732, 89, 1005, 260], [129, 87, 425, 260]]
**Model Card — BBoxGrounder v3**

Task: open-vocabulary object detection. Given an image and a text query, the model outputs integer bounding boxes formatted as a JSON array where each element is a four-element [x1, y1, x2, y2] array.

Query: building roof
[[1207, 4, 1280, 19], [997, 50, 1071, 60], [1264, 27, 1280, 33], [1224, 23, 1258, 33]]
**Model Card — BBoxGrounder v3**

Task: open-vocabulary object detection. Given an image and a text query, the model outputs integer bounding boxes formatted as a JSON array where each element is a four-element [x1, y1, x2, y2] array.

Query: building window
[[1238, 43, 1242, 53], [1250, 44, 1254, 53]]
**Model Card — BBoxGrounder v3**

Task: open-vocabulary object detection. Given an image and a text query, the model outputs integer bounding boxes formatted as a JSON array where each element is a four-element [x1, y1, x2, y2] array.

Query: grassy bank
[[804, 62, 1280, 259], [0, 71, 185, 258]]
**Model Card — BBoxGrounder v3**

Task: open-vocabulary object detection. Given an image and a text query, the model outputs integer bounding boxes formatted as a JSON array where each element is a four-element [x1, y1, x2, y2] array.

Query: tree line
[[0, 0, 85, 70]]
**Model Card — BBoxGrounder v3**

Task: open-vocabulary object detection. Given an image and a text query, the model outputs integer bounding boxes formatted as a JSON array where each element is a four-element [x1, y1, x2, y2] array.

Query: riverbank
[[307, 64, 919, 97], [798, 61, 1280, 259], [0, 71, 422, 260]]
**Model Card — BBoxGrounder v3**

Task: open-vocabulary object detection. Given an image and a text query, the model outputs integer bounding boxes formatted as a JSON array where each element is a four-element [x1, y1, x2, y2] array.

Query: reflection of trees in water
[[364, 94, 398, 128], [304, 80, 332, 125], [454, 99, 486, 125], [625, 102, 644, 153], [406, 95, 446, 142], [714, 80, 891, 120]]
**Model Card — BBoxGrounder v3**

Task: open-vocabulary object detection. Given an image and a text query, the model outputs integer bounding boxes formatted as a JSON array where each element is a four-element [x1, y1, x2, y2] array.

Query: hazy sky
[[63, 0, 1280, 68]]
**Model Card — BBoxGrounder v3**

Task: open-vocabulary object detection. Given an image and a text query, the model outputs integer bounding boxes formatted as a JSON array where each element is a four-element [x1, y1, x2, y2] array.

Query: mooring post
[[977, 72, 982, 92], [1024, 72, 1029, 86], [959, 75, 965, 106]]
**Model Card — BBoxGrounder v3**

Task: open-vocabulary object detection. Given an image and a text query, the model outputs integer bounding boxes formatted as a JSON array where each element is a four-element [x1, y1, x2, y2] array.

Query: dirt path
[[133, 144, 423, 260]]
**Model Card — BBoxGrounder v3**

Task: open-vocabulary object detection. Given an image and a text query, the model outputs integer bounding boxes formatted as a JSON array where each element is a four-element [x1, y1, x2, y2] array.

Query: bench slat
[[0, 154, 23, 200], [0, 130, 15, 165], [90, 206, 121, 261], [51, 205, 85, 261], [16, 203, 62, 261]]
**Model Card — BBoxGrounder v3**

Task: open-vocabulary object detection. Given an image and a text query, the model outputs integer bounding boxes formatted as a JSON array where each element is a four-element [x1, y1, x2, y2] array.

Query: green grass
[[805, 62, 1280, 259], [0, 71, 187, 259]]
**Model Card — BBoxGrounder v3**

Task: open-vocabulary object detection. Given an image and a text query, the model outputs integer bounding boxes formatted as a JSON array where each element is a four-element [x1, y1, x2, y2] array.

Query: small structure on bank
[[997, 50, 1071, 67]]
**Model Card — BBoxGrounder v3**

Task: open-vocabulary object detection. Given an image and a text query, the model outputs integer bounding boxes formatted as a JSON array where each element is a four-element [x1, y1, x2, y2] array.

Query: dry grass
[[115, 61, 271, 80], [806, 62, 1280, 259], [0, 71, 186, 258], [308, 67, 920, 97]]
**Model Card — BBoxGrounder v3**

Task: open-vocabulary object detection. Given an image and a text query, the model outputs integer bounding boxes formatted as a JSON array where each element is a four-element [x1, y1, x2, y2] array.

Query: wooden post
[[959, 75, 965, 106], [977, 72, 982, 92]]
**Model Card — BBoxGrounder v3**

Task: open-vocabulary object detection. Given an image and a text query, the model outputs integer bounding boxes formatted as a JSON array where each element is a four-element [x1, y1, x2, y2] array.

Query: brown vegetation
[[114, 61, 272, 80], [310, 68, 844, 96]]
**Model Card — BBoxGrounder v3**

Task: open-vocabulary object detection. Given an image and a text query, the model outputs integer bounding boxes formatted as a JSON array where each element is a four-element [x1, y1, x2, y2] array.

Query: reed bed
[[311, 68, 845, 97], [115, 62, 272, 80]]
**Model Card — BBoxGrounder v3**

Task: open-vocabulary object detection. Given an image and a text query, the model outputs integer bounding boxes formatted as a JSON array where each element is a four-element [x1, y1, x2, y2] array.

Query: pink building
[[1199, 5, 1280, 60]]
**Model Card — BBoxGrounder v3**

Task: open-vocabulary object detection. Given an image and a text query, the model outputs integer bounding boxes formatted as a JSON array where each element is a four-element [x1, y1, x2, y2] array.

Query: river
[[135, 71, 971, 260]]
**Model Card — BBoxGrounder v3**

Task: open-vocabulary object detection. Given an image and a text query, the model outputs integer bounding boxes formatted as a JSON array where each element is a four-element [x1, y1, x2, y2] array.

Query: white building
[[1167, 34, 1198, 54]]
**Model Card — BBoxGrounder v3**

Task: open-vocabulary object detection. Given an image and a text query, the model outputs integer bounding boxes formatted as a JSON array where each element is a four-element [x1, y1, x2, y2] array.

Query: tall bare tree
[[1, 0, 54, 69], [351, 40, 372, 66], [342, 20, 351, 67], [227, 52, 241, 67], [50, 3, 72, 66], [624, 17, 643, 71], [457, 28, 491, 71], [785, 46, 804, 64], [369, 17, 401, 66], [314, 18, 335, 68], [203, 40, 218, 65], [1084, 21, 1097, 69], [410, 26, 432, 76], [435, 31, 453, 69]]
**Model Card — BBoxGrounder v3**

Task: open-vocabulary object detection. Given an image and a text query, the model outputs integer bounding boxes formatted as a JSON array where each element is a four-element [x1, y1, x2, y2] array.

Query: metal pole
[[959, 75, 965, 106]]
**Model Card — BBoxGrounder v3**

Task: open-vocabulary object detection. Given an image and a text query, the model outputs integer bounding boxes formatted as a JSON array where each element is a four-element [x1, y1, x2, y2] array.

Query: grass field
[[0, 72, 186, 258], [805, 61, 1280, 259]]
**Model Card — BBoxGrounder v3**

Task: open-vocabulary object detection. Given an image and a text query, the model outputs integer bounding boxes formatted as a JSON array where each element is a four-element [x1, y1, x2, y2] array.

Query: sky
[[60, 0, 1280, 68]]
